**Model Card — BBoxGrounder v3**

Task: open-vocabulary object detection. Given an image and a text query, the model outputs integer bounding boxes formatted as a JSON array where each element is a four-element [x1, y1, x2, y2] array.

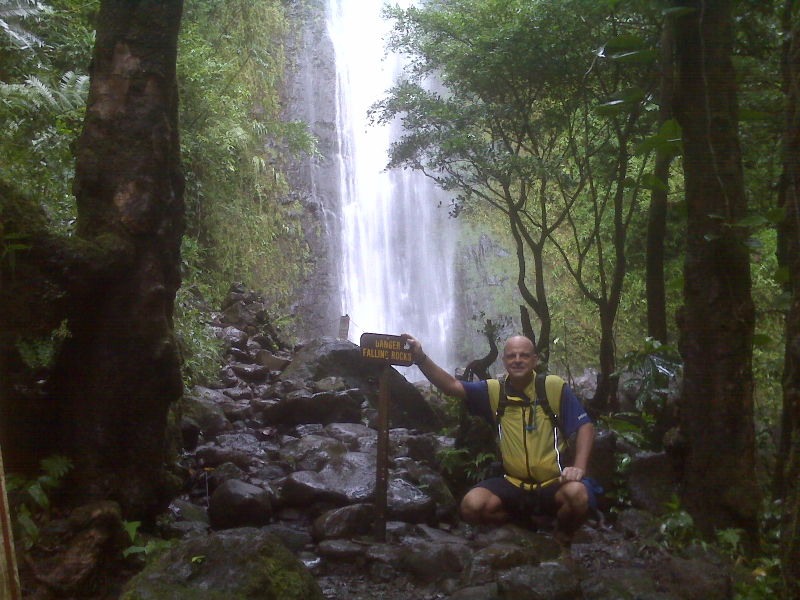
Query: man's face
[[502, 337, 538, 382]]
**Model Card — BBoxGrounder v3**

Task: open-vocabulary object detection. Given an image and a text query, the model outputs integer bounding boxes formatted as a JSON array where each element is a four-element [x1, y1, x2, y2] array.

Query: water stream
[[327, 0, 458, 376]]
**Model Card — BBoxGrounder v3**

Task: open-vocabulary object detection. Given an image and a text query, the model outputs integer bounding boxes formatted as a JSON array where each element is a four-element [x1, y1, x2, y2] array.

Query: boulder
[[313, 503, 375, 540], [208, 480, 271, 530], [627, 451, 678, 515], [280, 337, 442, 432], [120, 528, 322, 600], [498, 562, 582, 599]]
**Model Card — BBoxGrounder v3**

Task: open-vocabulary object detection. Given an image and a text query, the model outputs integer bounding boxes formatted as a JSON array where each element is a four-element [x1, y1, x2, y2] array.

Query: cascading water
[[327, 0, 458, 376]]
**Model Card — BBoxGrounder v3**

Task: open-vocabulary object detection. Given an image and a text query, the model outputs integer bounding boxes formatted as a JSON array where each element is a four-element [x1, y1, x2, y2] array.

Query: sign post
[[0, 446, 21, 600], [359, 333, 413, 541]]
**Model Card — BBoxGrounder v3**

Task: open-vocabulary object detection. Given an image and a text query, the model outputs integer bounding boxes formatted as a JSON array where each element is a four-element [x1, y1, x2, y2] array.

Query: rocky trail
[[20, 286, 739, 600]]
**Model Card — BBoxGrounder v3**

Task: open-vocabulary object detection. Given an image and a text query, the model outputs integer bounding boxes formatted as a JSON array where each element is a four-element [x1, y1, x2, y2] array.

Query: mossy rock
[[120, 528, 322, 600]]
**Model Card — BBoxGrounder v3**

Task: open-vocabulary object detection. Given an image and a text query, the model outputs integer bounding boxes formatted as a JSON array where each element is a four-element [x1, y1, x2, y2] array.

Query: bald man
[[402, 334, 597, 541]]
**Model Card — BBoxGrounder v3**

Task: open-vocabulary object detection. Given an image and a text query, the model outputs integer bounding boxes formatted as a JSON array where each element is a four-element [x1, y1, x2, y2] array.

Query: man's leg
[[460, 486, 509, 525], [554, 480, 589, 537]]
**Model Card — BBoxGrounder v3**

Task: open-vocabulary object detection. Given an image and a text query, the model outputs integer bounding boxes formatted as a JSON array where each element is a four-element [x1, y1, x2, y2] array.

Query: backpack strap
[[535, 373, 565, 438]]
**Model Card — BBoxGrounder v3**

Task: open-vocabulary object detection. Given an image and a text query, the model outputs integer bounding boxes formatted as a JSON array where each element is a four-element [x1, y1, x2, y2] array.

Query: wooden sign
[[359, 333, 414, 366], [0, 447, 21, 600]]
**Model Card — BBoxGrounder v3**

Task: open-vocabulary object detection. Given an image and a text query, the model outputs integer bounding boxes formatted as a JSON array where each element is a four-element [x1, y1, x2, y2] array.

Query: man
[[402, 333, 597, 539]]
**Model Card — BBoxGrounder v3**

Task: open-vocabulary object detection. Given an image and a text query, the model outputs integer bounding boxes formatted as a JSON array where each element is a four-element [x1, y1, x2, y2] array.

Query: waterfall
[[327, 0, 458, 376]]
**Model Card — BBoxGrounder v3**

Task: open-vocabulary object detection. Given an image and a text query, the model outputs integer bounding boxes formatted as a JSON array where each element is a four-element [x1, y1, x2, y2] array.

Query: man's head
[[502, 335, 538, 386]]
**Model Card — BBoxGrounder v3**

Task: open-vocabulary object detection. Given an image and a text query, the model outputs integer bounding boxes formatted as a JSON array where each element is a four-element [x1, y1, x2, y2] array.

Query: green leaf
[[667, 276, 683, 293], [641, 173, 667, 192], [123, 545, 147, 558], [663, 6, 697, 18], [123, 520, 141, 542], [28, 482, 49, 509], [733, 214, 769, 228], [738, 108, 771, 122], [766, 206, 786, 224], [774, 266, 790, 284], [604, 34, 647, 52], [752, 334, 773, 348]]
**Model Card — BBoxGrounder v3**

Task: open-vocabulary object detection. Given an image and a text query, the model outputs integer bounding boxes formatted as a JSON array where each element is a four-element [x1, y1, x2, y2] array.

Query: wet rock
[[589, 428, 617, 494], [208, 479, 271, 530], [217, 365, 239, 387], [280, 337, 442, 432], [257, 349, 292, 371], [387, 478, 435, 523], [498, 562, 582, 599], [317, 538, 366, 560], [313, 503, 375, 540], [450, 582, 500, 600], [317, 452, 376, 503], [580, 567, 672, 600], [220, 326, 248, 349], [365, 543, 404, 580], [221, 384, 254, 401], [314, 375, 347, 392], [279, 470, 348, 506], [230, 361, 270, 383], [627, 451, 678, 515], [120, 528, 322, 600], [206, 461, 247, 491], [182, 389, 231, 438], [660, 555, 732, 600], [399, 538, 471, 581], [195, 433, 266, 469], [180, 416, 200, 450], [280, 434, 347, 471], [324, 422, 375, 450], [464, 543, 536, 585], [473, 525, 561, 562], [277, 389, 362, 425], [31, 502, 127, 595], [616, 508, 659, 539], [263, 523, 314, 552]]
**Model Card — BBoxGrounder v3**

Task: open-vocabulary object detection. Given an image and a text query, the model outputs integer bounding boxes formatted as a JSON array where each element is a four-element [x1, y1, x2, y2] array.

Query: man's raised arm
[[401, 334, 466, 399]]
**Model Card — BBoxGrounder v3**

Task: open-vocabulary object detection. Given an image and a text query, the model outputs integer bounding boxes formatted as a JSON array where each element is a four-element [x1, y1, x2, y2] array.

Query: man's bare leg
[[460, 487, 509, 525], [554, 481, 589, 543]]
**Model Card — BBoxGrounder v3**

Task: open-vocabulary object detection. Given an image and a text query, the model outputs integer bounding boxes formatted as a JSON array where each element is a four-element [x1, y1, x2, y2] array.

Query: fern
[[0, 0, 50, 49]]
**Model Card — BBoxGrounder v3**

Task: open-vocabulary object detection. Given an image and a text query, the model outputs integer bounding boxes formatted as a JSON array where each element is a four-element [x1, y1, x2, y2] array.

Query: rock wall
[[281, 0, 342, 339]]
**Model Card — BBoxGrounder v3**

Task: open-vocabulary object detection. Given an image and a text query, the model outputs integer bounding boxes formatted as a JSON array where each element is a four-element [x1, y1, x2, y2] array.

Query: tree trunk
[[47, 0, 185, 518], [779, 0, 800, 594], [672, 0, 760, 538], [646, 20, 675, 345]]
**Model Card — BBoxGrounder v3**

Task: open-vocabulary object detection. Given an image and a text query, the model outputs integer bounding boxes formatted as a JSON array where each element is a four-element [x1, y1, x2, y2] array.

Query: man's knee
[[557, 481, 589, 514], [460, 487, 504, 524]]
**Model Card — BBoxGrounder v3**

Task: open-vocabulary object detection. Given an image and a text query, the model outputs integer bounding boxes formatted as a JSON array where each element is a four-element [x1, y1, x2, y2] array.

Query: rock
[[280, 434, 347, 471], [257, 349, 292, 371], [387, 478, 435, 523], [278, 470, 348, 506], [221, 326, 249, 349], [660, 555, 732, 600], [498, 562, 582, 600], [314, 375, 346, 392], [616, 508, 659, 539], [588, 428, 616, 495], [262, 523, 314, 552], [208, 479, 271, 529], [313, 503, 375, 540], [317, 538, 366, 560], [323, 422, 375, 450], [464, 543, 536, 585], [580, 567, 672, 600], [317, 452, 376, 503], [230, 361, 270, 383], [275, 389, 362, 425], [450, 582, 500, 600], [205, 461, 247, 491], [221, 385, 254, 402], [280, 337, 442, 432], [627, 451, 678, 515], [195, 433, 266, 469], [120, 528, 322, 600], [180, 416, 200, 450], [32, 501, 127, 595], [182, 391, 231, 438], [399, 538, 472, 581]]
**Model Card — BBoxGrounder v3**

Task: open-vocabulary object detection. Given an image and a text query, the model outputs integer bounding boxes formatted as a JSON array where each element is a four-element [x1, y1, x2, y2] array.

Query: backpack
[[487, 373, 568, 489]]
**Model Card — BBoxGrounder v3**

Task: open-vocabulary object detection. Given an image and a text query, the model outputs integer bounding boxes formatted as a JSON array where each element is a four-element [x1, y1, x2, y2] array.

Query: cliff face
[[282, 0, 342, 339]]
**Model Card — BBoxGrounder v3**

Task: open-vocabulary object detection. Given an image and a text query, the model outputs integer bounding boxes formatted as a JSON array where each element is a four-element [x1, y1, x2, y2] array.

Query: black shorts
[[472, 476, 600, 520]]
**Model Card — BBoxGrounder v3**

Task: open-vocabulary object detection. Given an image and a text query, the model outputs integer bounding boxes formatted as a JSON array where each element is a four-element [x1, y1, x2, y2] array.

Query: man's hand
[[400, 333, 426, 365], [560, 466, 585, 482]]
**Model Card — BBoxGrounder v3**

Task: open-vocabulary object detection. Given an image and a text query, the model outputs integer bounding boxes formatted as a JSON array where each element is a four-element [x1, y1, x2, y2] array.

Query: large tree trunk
[[47, 0, 185, 518], [646, 20, 675, 345], [672, 0, 760, 538], [779, 0, 800, 594]]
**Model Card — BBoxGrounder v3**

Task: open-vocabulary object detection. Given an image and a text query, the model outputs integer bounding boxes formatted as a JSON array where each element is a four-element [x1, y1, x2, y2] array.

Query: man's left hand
[[561, 466, 584, 482]]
